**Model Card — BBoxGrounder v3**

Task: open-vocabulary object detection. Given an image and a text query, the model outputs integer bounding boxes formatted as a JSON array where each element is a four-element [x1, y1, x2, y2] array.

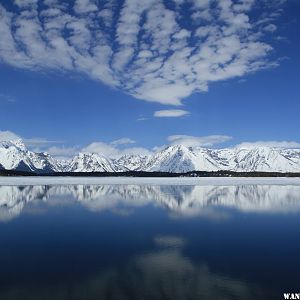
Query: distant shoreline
[[1, 170, 300, 178], [1, 175, 300, 186]]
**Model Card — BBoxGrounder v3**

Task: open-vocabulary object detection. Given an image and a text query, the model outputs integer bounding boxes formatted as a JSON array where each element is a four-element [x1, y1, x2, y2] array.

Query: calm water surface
[[0, 184, 300, 299]]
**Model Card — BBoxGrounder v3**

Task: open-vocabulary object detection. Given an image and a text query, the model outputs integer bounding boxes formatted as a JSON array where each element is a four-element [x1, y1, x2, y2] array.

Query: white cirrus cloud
[[82, 141, 151, 158], [82, 142, 119, 157], [168, 135, 233, 147], [264, 24, 277, 32], [235, 140, 300, 149], [23, 138, 62, 147], [31, 145, 80, 160], [111, 137, 136, 146], [154, 109, 190, 118], [0, 0, 285, 105]]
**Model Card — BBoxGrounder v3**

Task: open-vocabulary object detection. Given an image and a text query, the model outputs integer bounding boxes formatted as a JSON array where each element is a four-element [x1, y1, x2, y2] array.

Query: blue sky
[[0, 0, 299, 159]]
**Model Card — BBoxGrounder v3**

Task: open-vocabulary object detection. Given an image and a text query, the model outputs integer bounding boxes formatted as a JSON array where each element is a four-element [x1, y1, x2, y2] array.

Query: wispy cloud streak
[[154, 110, 190, 118]]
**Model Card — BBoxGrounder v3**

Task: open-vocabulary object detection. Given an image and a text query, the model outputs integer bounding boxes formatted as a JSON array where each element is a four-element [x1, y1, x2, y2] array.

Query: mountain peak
[[67, 152, 116, 172], [79, 152, 108, 159], [0, 139, 27, 151], [163, 144, 191, 153]]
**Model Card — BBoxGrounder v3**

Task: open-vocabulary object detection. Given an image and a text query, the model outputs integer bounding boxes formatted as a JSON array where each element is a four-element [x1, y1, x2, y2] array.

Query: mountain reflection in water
[[1, 184, 300, 221]]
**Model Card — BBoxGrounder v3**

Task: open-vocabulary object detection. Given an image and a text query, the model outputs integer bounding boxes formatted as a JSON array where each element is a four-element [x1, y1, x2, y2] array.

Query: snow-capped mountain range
[[1, 139, 300, 173]]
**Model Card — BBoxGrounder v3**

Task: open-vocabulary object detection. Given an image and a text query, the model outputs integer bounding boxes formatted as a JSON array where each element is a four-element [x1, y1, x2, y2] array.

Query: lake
[[0, 179, 300, 299]]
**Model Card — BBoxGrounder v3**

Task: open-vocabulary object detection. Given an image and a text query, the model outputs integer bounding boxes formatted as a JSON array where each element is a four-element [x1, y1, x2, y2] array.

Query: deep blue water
[[0, 184, 299, 299]]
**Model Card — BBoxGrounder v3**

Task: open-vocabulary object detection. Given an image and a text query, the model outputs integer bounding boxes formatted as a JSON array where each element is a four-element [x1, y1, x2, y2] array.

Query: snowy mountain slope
[[114, 155, 148, 171], [28, 151, 63, 172], [217, 147, 300, 173], [0, 140, 61, 173], [66, 153, 118, 172], [0, 140, 34, 171], [142, 145, 220, 173]]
